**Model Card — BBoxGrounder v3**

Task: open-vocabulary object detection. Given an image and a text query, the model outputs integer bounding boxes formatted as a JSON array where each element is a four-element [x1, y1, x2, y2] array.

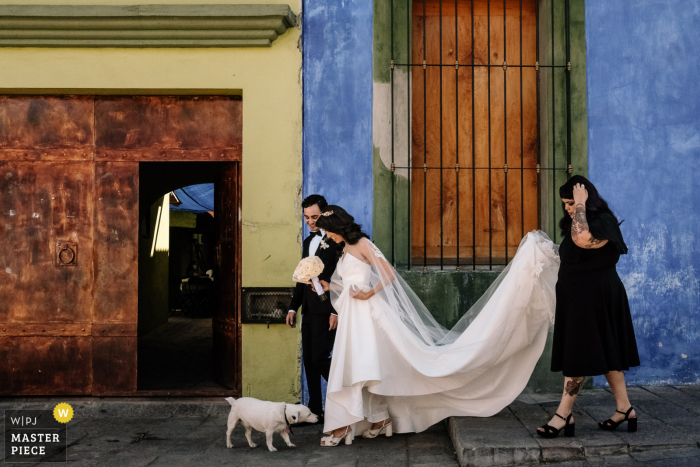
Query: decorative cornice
[[0, 4, 297, 48]]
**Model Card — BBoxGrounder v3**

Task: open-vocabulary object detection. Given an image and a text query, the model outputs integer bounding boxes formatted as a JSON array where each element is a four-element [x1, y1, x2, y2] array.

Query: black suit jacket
[[289, 232, 339, 316]]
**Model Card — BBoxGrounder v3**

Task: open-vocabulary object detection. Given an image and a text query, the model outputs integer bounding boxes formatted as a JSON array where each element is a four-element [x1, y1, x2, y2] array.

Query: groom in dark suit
[[286, 194, 339, 423]]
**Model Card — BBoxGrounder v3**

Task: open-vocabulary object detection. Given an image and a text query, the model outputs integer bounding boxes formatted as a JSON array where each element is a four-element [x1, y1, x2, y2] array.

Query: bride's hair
[[559, 175, 620, 236], [315, 205, 369, 246]]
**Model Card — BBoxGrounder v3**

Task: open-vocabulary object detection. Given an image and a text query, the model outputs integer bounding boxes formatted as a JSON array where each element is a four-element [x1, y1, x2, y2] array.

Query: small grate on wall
[[241, 287, 295, 325]]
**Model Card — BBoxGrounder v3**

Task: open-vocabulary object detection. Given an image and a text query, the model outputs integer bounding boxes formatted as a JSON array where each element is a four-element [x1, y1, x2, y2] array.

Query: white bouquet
[[293, 256, 327, 301]]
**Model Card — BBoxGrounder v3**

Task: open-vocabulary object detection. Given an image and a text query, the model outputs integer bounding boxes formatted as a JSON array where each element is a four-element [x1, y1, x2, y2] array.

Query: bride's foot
[[371, 419, 391, 430], [537, 413, 573, 434], [320, 426, 352, 447], [363, 419, 392, 439], [332, 426, 352, 438]]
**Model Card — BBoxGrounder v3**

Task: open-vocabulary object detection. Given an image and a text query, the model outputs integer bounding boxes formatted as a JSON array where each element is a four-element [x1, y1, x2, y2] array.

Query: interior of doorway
[[137, 161, 232, 392]]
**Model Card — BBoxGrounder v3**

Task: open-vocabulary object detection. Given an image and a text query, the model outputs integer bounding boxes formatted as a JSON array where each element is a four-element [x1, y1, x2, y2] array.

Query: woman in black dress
[[537, 175, 640, 438]]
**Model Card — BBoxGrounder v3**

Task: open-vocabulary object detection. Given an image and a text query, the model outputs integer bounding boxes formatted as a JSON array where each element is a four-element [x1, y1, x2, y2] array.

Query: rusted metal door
[[213, 163, 242, 391], [0, 95, 242, 396], [92, 162, 139, 395], [0, 96, 95, 395]]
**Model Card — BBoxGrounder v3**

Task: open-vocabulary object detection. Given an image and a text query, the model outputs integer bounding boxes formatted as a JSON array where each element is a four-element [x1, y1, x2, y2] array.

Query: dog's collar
[[283, 404, 294, 435]]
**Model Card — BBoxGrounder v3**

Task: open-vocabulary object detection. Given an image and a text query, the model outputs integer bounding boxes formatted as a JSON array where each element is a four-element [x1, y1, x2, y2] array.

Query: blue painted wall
[[586, 1, 700, 386], [302, 0, 374, 234], [300, 0, 374, 405]]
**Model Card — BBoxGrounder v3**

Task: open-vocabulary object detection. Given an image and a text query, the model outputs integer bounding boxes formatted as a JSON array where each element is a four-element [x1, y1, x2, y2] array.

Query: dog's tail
[[225, 397, 236, 407]]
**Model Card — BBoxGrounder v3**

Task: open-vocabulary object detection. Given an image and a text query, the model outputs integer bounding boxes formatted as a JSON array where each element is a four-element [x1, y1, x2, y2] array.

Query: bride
[[313, 205, 560, 447]]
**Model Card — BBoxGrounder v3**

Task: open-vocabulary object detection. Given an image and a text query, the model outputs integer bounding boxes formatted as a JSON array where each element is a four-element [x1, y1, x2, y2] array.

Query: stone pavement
[[1, 385, 699, 466], [0, 397, 457, 467], [450, 386, 700, 466]]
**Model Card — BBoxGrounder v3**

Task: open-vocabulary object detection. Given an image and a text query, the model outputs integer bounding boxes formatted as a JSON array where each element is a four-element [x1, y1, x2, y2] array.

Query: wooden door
[[411, 0, 539, 264], [212, 163, 242, 391]]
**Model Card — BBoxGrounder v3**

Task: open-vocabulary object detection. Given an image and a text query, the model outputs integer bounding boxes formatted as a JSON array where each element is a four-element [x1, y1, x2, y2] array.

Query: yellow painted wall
[[0, 0, 303, 402]]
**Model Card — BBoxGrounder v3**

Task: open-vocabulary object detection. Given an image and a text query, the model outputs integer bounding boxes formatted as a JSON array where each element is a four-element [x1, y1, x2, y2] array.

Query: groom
[[287, 194, 339, 423]]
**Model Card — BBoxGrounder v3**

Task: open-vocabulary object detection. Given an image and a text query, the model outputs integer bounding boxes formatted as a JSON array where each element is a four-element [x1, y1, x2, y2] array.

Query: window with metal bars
[[381, 0, 585, 271]]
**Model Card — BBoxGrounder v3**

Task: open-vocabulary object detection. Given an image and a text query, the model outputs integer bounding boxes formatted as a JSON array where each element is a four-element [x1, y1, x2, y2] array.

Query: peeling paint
[[302, 0, 373, 237], [587, 0, 700, 386], [242, 220, 258, 232]]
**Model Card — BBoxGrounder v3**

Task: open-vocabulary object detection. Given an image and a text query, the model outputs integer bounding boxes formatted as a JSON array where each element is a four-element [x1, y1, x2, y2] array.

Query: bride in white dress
[[313, 205, 559, 446]]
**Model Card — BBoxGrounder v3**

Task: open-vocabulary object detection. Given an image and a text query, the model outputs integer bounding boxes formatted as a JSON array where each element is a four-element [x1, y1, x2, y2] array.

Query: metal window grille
[[388, 0, 573, 270]]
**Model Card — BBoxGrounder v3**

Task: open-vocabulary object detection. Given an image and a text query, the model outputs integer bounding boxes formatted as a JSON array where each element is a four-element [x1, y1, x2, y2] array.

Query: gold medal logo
[[53, 403, 74, 423]]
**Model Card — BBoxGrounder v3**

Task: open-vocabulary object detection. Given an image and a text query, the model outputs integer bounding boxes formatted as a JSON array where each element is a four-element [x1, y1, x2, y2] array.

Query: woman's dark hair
[[302, 194, 328, 211], [315, 205, 369, 246], [559, 175, 619, 236]]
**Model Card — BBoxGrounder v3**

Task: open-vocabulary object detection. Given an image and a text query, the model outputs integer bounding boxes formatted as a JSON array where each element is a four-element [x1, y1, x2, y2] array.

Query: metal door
[[212, 162, 242, 391]]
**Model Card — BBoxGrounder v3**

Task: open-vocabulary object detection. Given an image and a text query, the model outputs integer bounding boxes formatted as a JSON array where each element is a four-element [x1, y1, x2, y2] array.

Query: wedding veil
[[330, 231, 559, 351]]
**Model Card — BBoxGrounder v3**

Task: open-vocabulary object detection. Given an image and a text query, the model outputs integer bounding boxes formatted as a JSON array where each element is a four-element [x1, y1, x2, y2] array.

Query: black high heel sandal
[[599, 406, 637, 432], [537, 412, 575, 438]]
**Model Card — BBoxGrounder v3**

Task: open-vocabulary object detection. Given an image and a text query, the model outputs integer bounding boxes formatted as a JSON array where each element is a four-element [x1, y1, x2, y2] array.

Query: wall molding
[[0, 4, 297, 48]]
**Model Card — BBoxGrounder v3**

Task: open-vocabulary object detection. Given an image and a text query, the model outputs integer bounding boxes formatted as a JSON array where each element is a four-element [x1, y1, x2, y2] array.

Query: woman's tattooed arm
[[571, 204, 608, 249]]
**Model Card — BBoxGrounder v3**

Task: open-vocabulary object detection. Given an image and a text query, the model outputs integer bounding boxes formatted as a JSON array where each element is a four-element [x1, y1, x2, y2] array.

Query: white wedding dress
[[323, 231, 560, 434]]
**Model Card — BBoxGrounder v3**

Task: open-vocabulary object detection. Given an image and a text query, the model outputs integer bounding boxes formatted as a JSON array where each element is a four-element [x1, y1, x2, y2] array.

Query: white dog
[[225, 397, 319, 452]]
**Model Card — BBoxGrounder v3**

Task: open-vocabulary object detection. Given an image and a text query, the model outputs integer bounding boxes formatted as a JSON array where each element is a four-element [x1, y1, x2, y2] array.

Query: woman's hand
[[572, 183, 588, 206], [319, 280, 330, 292], [349, 285, 374, 300], [353, 289, 374, 300]]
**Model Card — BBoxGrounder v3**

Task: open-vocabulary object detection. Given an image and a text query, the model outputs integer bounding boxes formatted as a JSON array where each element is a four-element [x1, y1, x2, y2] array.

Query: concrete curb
[[448, 386, 700, 466]]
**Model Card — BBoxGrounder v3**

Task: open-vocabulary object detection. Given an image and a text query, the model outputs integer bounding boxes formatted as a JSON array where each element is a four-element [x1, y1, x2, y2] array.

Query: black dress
[[551, 212, 640, 377]]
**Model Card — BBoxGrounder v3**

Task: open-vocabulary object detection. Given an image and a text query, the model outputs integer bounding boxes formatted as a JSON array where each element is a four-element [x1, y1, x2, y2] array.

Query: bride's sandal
[[320, 426, 353, 447], [537, 412, 575, 438], [362, 419, 392, 439], [599, 406, 637, 432]]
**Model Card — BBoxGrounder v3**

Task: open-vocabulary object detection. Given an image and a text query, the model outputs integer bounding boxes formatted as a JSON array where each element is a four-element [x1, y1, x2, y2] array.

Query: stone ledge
[[0, 4, 297, 48]]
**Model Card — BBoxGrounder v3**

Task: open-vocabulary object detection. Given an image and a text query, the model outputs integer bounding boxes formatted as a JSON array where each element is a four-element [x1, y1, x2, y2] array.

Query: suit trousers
[[301, 312, 336, 417]]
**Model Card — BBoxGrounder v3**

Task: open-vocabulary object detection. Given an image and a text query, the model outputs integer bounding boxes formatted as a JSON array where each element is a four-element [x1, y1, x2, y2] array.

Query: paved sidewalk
[[1, 385, 699, 466], [0, 397, 458, 466], [450, 386, 700, 466]]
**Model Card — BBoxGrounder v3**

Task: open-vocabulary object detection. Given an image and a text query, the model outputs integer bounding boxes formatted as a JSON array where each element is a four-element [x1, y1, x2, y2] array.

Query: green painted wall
[[0, 0, 303, 402], [170, 210, 197, 229], [399, 269, 499, 329], [538, 0, 588, 242], [242, 323, 301, 402], [373, 0, 589, 393]]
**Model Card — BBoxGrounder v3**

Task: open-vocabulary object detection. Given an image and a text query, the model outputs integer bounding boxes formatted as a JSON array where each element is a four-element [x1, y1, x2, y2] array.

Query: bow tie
[[309, 230, 322, 238]]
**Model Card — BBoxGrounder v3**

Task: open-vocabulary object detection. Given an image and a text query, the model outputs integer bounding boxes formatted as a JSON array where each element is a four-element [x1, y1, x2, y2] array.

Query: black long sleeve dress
[[551, 212, 640, 377]]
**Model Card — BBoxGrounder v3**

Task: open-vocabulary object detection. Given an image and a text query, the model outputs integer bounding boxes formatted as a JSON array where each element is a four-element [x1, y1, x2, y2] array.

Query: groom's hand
[[286, 312, 296, 328], [329, 314, 338, 331], [319, 280, 330, 292]]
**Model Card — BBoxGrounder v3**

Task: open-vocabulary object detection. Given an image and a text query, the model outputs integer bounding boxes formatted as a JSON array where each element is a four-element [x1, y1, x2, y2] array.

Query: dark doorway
[[137, 162, 240, 394]]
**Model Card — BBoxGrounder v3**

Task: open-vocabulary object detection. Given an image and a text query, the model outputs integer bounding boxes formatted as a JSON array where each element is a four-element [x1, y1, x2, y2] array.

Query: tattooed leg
[[537, 376, 586, 432], [565, 377, 585, 397]]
